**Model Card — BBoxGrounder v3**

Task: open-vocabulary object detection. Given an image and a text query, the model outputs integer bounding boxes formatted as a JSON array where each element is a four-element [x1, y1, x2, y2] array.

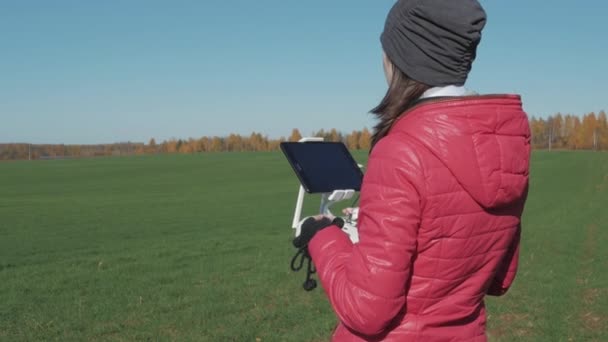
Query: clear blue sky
[[1, 0, 606, 144]]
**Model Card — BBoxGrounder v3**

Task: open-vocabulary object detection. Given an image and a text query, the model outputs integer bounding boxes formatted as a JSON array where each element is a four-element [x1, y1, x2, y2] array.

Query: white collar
[[420, 85, 475, 99]]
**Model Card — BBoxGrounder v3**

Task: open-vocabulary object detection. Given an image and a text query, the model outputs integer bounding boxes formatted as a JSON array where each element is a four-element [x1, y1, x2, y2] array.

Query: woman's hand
[[293, 216, 334, 249], [293, 213, 347, 249]]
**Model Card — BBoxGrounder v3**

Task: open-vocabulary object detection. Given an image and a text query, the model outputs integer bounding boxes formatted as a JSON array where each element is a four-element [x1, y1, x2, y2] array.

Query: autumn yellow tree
[[358, 128, 372, 150], [165, 139, 178, 153], [267, 136, 285, 151], [598, 110, 608, 149], [553, 113, 564, 148], [198, 137, 210, 152], [147, 138, 157, 153], [346, 130, 360, 150], [530, 117, 547, 148], [568, 117, 583, 149], [210, 137, 223, 152], [289, 129, 302, 142], [226, 134, 244, 151], [178, 139, 195, 153], [328, 128, 342, 142]]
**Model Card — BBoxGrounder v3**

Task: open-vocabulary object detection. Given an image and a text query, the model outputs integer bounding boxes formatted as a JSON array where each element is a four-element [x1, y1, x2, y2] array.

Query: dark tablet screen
[[280, 142, 363, 193]]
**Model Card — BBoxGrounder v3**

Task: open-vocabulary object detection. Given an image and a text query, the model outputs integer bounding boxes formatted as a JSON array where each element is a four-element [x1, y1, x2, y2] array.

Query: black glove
[[293, 216, 345, 248], [293, 217, 332, 249]]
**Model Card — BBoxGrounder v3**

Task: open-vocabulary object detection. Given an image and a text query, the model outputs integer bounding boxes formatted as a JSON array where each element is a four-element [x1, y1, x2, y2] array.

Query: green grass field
[[1, 151, 606, 341]]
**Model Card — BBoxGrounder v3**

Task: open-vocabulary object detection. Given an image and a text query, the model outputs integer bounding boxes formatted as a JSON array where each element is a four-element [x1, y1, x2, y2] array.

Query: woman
[[295, 0, 530, 341]]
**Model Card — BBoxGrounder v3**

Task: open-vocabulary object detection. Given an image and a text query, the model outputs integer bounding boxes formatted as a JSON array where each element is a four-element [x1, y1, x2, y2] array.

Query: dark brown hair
[[370, 63, 430, 150]]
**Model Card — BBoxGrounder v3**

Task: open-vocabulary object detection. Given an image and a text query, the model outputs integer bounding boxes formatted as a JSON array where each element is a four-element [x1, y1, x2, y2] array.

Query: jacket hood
[[393, 95, 531, 209]]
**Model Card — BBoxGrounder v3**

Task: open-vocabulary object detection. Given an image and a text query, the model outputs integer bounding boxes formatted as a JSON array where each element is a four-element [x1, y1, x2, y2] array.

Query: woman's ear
[[382, 51, 394, 86]]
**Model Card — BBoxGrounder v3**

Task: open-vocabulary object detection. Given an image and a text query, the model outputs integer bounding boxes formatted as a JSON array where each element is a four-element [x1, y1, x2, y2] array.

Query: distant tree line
[[2, 111, 607, 161], [0, 142, 146, 161], [530, 111, 607, 150], [0, 128, 373, 161]]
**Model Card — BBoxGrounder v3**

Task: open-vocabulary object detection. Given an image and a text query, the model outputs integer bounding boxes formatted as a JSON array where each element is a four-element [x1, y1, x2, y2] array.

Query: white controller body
[[294, 196, 359, 244], [341, 207, 359, 243]]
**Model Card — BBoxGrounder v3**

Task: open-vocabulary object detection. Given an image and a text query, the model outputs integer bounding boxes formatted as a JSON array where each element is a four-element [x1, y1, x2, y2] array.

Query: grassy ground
[[0, 151, 606, 341]]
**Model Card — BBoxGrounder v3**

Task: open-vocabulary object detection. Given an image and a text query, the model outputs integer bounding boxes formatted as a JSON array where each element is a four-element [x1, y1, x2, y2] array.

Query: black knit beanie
[[381, 0, 487, 87]]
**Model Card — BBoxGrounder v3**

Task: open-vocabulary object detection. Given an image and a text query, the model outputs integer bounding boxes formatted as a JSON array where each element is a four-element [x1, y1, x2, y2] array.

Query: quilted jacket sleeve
[[308, 136, 423, 336], [487, 224, 521, 296]]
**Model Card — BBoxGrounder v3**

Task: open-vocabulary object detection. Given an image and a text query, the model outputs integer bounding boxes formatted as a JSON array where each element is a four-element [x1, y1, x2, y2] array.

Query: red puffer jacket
[[309, 95, 530, 341]]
